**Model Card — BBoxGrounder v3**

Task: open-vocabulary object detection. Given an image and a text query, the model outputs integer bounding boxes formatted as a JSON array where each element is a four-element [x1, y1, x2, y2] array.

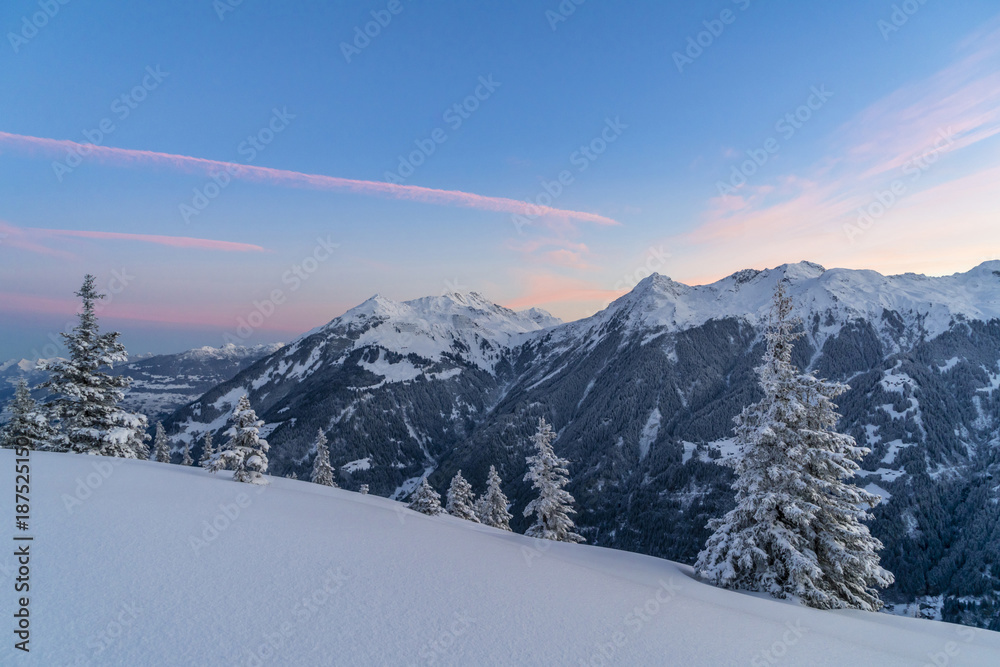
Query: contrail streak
[[0, 131, 620, 226]]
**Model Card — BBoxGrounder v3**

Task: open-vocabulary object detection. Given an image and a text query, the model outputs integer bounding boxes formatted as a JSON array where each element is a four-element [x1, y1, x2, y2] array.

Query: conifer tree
[[0, 379, 57, 450], [206, 395, 269, 484], [151, 422, 171, 463], [40, 275, 149, 458], [408, 478, 444, 515], [695, 281, 894, 611], [180, 440, 194, 466], [310, 428, 337, 487], [523, 417, 584, 543], [446, 470, 479, 522], [476, 465, 512, 531], [199, 431, 214, 468]]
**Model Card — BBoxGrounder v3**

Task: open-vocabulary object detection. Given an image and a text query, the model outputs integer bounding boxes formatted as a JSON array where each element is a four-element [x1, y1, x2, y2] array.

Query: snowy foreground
[[3, 451, 999, 666]]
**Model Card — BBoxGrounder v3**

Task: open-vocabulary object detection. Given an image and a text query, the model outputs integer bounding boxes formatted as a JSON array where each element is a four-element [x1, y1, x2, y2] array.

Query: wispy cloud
[[0, 131, 619, 227], [0, 221, 265, 254], [674, 19, 1000, 282]]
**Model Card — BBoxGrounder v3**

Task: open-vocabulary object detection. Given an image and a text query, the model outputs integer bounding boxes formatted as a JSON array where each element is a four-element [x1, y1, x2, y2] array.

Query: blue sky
[[2, 0, 1000, 359]]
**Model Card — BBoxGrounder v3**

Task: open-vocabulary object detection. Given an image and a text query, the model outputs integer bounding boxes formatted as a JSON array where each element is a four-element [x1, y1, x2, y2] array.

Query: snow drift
[[2, 450, 998, 666]]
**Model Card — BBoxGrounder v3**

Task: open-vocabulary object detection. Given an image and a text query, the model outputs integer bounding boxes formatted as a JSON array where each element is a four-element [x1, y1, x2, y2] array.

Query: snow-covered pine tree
[[198, 431, 214, 468], [310, 428, 337, 487], [180, 441, 194, 466], [0, 379, 57, 450], [694, 281, 894, 611], [476, 465, 512, 531], [359, 484, 369, 495], [151, 422, 171, 463], [408, 478, 444, 515], [40, 275, 149, 458], [206, 395, 270, 484], [523, 417, 584, 543], [446, 470, 479, 522]]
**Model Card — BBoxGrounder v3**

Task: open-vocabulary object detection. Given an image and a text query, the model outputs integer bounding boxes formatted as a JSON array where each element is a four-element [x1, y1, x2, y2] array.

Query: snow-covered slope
[[4, 449, 998, 666]]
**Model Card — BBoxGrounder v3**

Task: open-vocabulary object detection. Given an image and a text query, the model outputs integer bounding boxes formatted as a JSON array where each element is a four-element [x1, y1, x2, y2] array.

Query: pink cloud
[[35, 228, 266, 252], [680, 20, 1000, 265], [0, 131, 619, 227], [0, 221, 265, 254], [503, 272, 624, 313]]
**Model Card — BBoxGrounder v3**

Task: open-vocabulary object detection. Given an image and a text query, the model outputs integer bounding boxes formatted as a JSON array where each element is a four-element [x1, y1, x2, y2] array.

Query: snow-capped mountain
[[311, 290, 561, 372], [163, 292, 561, 498], [163, 261, 1000, 630]]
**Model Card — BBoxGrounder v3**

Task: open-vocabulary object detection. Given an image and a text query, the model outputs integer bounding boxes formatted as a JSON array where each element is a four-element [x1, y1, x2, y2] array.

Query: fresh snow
[[311, 292, 561, 374], [555, 260, 1000, 353], [638, 408, 661, 461], [5, 450, 998, 666], [341, 457, 372, 473], [880, 439, 916, 465], [864, 482, 893, 503], [937, 357, 961, 373], [358, 351, 424, 383]]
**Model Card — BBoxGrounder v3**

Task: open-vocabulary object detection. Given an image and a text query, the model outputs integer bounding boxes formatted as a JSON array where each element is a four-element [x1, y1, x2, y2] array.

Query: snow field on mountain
[[3, 450, 998, 666]]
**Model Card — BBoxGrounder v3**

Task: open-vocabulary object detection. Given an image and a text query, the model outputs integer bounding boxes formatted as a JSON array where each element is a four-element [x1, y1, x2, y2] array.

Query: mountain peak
[[778, 260, 827, 281]]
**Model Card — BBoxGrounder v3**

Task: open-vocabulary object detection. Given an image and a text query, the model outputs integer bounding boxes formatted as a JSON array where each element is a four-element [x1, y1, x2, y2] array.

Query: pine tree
[[446, 470, 479, 522], [310, 428, 337, 487], [206, 395, 269, 484], [408, 478, 444, 515], [180, 440, 194, 466], [0, 379, 57, 450], [199, 431, 214, 468], [40, 275, 149, 458], [476, 465, 512, 531], [523, 417, 584, 543], [694, 281, 894, 611], [151, 422, 171, 463]]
